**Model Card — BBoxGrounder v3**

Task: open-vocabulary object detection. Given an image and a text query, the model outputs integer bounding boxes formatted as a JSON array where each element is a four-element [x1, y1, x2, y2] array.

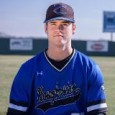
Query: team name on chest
[[36, 83, 80, 104]]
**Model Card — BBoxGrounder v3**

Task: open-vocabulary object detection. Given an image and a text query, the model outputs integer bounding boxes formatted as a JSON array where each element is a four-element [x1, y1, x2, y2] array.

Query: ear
[[44, 23, 48, 34], [72, 23, 76, 34]]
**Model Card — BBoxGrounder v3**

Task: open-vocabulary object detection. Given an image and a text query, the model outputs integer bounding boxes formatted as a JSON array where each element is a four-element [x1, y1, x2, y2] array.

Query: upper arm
[[7, 63, 34, 114], [87, 65, 108, 114]]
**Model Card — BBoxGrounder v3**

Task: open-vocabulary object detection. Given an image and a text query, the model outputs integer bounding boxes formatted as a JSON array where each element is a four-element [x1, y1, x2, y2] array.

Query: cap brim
[[44, 17, 75, 23]]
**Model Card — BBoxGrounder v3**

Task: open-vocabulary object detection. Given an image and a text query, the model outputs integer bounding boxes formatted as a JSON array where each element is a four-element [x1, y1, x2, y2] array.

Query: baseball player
[[7, 2, 108, 115]]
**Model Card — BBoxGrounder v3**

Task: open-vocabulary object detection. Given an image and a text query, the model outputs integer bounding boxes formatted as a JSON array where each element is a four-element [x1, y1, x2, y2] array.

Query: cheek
[[45, 25, 53, 35], [46, 29, 53, 39], [63, 30, 72, 42], [66, 29, 73, 37]]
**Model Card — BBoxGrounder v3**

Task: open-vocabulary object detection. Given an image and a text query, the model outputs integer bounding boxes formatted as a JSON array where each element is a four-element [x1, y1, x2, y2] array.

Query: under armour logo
[[37, 71, 43, 76], [53, 5, 67, 15]]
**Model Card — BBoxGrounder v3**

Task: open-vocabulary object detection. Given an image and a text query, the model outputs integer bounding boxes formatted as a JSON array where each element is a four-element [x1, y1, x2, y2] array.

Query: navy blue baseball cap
[[44, 3, 75, 23]]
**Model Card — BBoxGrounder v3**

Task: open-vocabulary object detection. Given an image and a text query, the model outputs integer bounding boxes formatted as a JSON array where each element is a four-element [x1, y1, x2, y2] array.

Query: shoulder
[[12, 51, 45, 87], [74, 50, 103, 78], [15, 51, 45, 79], [21, 51, 44, 69], [74, 50, 96, 67], [77, 50, 104, 83]]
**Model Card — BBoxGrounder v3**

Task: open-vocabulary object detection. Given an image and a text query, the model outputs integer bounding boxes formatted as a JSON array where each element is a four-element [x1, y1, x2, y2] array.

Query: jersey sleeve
[[7, 62, 34, 115], [87, 64, 108, 114]]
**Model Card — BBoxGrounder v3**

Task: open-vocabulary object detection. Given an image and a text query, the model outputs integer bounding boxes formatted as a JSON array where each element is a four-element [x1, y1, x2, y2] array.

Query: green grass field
[[0, 55, 115, 115]]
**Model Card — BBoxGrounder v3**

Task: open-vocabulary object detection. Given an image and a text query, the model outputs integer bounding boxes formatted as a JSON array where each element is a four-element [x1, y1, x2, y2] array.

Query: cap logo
[[53, 5, 67, 15]]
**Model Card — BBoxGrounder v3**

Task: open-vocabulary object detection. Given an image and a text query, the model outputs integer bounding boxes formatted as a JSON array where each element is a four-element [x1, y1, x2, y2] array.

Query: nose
[[55, 25, 64, 31], [59, 25, 64, 30]]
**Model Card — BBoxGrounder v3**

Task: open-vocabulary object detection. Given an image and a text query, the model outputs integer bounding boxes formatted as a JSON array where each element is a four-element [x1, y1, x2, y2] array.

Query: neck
[[46, 46, 73, 61]]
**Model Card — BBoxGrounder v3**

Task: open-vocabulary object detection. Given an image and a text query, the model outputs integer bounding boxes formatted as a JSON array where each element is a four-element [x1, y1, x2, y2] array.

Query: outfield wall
[[0, 38, 115, 56]]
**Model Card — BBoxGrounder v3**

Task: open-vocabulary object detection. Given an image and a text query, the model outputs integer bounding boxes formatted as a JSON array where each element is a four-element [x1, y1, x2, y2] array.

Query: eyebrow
[[49, 20, 71, 24], [62, 21, 71, 23]]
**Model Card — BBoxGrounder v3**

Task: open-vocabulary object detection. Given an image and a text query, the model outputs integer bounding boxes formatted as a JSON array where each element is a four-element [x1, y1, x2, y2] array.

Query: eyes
[[49, 21, 71, 29]]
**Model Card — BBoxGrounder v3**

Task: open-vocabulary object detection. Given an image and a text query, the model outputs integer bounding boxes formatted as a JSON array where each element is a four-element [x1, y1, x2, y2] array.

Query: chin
[[61, 39, 67, 44]]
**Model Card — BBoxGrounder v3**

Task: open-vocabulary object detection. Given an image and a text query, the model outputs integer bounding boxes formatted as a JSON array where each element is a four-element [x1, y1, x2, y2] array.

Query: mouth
[[54, 34, 63, 38]]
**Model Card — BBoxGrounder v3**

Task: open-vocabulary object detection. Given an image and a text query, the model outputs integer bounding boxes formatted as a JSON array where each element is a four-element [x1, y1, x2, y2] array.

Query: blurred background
[[0, 0, 115, 41], [0, 0, 115, 55]]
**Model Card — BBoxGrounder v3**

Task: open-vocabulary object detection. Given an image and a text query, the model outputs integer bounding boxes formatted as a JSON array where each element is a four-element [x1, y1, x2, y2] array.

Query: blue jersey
[[7, 49, 107, 115]]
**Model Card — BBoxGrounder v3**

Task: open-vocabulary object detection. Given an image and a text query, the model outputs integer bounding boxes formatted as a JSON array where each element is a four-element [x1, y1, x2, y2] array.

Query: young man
[[7, 2, 108, 115]]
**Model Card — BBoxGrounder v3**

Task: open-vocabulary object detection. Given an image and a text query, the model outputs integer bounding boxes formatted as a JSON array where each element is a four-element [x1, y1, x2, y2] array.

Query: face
[[44, 20, 76, 48]]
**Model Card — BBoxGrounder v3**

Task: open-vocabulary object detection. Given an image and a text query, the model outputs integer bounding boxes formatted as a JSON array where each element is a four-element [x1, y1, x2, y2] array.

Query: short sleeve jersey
[[7, 49, 107, 115]]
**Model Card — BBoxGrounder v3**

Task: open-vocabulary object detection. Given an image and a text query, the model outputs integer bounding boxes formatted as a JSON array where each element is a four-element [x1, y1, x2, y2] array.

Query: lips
[[54, 34, 63, 37]]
